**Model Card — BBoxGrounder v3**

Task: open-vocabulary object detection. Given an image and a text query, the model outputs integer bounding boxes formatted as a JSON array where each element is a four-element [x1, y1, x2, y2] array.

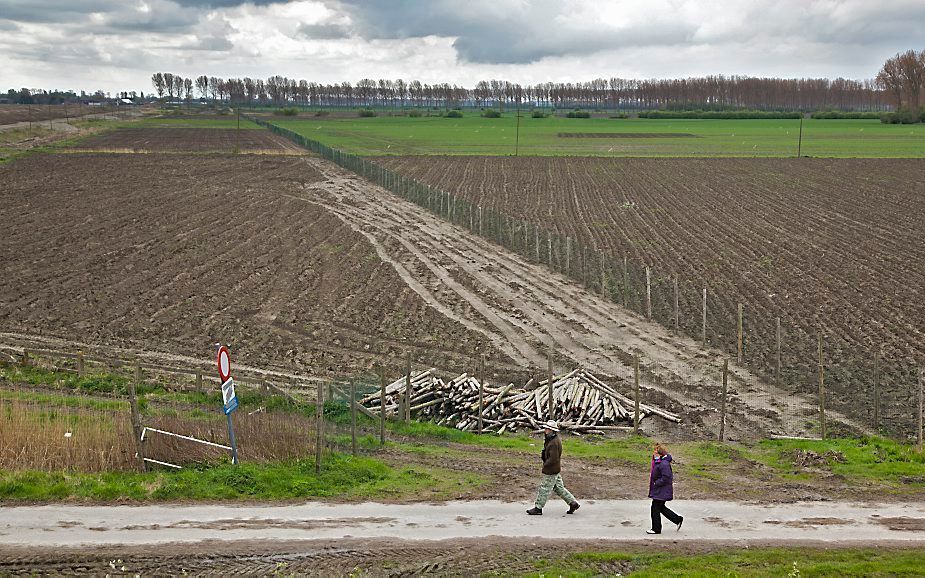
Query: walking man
[[647, 443, 683, 534], [527, 420, 580, 515]]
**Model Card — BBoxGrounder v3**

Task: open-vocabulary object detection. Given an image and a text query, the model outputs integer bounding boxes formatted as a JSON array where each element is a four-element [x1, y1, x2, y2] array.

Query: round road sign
[[217, 345, 231, 382]]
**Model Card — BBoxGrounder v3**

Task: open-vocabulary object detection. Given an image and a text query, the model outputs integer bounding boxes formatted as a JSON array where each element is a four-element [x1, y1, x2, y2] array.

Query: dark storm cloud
[[330, 0, 925, 65], [332, 0, 696, 64]]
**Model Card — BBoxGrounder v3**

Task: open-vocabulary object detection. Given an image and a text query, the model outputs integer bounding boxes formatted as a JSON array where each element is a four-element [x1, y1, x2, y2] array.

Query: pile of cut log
[[358, 367, 681, 434]]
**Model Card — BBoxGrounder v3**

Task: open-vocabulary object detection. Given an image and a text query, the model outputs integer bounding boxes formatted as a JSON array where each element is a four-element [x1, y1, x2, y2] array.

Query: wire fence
[[257, 117, 925, 444]]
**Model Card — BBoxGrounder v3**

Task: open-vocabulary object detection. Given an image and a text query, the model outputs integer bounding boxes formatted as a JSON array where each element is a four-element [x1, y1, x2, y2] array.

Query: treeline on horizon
[[151, 72, 887, 112]]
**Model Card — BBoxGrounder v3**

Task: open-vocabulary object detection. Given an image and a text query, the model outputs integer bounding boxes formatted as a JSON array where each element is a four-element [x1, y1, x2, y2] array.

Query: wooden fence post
[[645, 267, 652, 319], [20, 348, 29, 366], [720, 359, 728, 441], [918, 368, 923, 453], [350, 380, 357, 456], [129, 357, 146, 470], [600, 253, 607, 298], [775, 317, 781, 386], [315, 381, 324, 474], [77, 351, 85, 377], [565, 236, 571, 276], [634, 355, 640, 435], [196, 372, 203, 393], [478, 354, 485, 434], [702, 287, 707, 347], [622, 255, 628, 308], [547, 351, 554, 421], [379, 366, 386, 446], [405, 352, 412, 423], [737, 303, 744, 364], [873, 354, 880, 431], [673, 276, 679, 331], [818, 329, 826, 440]]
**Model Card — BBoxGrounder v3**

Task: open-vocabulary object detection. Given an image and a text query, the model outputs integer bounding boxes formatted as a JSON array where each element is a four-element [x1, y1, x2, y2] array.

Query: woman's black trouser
[[651, 499, 681, 533]]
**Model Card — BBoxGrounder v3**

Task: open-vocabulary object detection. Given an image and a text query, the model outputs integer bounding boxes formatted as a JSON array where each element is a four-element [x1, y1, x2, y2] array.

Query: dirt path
[[1, 500, 922, 548], [291, 158, 864, 439]]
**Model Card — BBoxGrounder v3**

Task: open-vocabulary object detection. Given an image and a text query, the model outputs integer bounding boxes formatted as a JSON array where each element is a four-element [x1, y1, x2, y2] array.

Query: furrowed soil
[[0, 152, 498, 380], [376, 155, 925, 437], [1, 141, 858, 438], [0, 104, 104, 126], [72, 127, 306, 154]]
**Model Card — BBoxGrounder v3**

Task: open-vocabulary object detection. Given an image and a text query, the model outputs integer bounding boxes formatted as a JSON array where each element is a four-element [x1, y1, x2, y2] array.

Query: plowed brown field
[[73, 127, 305, 153], [376, 156, 925, 434], [0, 153, 493, 378]]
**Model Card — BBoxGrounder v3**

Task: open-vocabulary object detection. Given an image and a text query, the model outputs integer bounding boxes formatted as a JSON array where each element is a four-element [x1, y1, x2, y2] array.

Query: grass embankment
[[0, 364, 484, 502], [271, 115, 925, 157], [2, 364, 923, 502], [0, 456, 481, 502], [530, 547, 925, 577]]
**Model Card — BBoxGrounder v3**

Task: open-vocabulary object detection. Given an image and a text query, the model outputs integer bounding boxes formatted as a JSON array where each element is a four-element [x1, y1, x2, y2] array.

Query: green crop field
[[270, 114, 925, 157]]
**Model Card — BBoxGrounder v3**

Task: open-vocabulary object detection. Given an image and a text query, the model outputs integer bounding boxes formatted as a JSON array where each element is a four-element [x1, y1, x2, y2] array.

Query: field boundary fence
[[256, 117, 925, 445]]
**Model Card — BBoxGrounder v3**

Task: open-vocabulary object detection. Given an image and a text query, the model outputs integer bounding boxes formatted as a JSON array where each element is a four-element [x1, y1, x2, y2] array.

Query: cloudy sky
[[1, 0, 923, 95]]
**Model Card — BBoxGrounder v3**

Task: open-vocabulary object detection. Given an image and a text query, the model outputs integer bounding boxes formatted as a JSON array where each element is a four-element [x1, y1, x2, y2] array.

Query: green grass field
[[531, 547, 925, 577], [270, 115, 925, 157]]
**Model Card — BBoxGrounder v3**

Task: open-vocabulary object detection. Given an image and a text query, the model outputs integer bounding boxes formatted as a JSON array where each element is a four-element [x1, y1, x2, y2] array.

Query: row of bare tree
[[151, 67, 909, 112], [876, 50, 925, 110]]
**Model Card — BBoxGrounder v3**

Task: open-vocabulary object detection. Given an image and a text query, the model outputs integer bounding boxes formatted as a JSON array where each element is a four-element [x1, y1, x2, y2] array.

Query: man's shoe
[[526, 507, 543, 515], [567, 502, 580, 514], [676, 517, 683, 531], [646, 529, 660, 534]]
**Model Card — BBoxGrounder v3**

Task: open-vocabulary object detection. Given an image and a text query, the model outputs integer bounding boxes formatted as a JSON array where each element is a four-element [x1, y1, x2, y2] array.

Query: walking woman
[[647, 443, 683, 534]]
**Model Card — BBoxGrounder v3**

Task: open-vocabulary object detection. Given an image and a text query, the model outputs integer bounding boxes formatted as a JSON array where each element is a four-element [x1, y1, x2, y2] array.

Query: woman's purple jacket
[[648, 454, 674, 501]]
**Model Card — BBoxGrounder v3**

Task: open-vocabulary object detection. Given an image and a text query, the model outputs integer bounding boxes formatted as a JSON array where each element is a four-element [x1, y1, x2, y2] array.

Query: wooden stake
[[196, 372, 203, 393], [350, 380, 357, 456], [77, 351, 85, 377], [634, 355, 640, 435], [600, 253, 607, 298], [673, 276, 679, 331], [818, 329, 826, 440], [737, 303, 744, 364], [873, 354, 880, 431], [404, 351, 412, 423], [720, 359, 728, 441], [547, 351, 554, 421], [565, 236, 571, 276], [129, 357, 146, 470], [478, 354, 485, 434], [20, 348, 29, 366], [315, 381, 323, 474], [622, 255, 629, 307], [775, 317, 781, 386], [645, 267, 652, 319], [702, 287, 707, 347], [919, 368, 925, 453], [379, 366, 386, 446]]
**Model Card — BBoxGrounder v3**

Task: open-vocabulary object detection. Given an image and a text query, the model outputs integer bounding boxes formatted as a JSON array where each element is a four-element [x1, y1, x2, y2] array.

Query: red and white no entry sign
[[216, 345, 231, 382]]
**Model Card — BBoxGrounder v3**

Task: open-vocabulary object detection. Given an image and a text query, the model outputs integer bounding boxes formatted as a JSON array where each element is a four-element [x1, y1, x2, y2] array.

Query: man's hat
[[543, 420, 559, 432]]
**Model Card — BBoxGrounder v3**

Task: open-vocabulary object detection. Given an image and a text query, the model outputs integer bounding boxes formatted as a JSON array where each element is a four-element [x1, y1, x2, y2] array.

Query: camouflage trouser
[[534, 473, 576, 509]]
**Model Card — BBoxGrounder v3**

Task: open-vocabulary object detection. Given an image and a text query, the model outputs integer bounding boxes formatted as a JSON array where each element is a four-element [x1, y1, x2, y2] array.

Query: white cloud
[[0, 0, 922, 94]]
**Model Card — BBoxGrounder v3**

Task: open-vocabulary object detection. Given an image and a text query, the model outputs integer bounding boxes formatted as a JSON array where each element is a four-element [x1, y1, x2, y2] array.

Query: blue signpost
[[217, 346, 239, 465]]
